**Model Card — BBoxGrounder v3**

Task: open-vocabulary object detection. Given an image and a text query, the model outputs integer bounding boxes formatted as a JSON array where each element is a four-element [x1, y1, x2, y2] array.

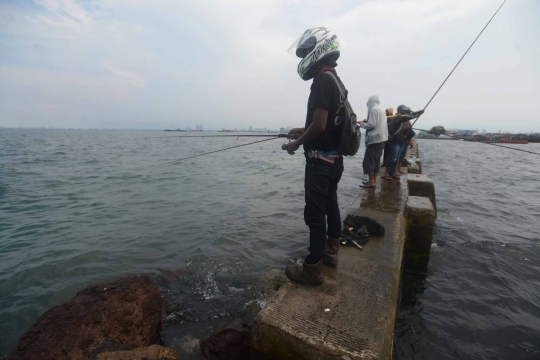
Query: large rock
[[200, 318, 251, 360], [8, 274, 162, 360]]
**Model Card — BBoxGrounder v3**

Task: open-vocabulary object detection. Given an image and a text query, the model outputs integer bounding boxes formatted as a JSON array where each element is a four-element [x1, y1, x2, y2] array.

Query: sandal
[[382, 176, 393, 180], [360, 183, 375, 188]]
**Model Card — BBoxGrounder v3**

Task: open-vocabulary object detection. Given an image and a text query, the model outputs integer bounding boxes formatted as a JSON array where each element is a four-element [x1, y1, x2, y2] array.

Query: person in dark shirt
[[383, 105, 424, 179], [283, 27, 344, 285], [397, 111, 416, 174]]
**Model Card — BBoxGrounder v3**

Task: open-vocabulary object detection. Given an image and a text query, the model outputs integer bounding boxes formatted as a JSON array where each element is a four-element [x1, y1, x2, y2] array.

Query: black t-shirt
[[303, 71, 341, 152]]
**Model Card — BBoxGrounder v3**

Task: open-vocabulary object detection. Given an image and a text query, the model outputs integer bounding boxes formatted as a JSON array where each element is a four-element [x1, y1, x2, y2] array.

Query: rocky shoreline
[[5, 270, 286, 360]]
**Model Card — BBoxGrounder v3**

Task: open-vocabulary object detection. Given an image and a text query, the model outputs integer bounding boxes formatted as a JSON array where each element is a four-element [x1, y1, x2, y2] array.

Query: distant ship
[[499, 139, 528, 144], [164, 129, 187, 132]]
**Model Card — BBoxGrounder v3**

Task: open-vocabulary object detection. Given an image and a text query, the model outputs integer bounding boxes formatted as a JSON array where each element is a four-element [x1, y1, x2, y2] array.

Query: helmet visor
[[287, 27, 332, 58], [288, 35, 316, 58]]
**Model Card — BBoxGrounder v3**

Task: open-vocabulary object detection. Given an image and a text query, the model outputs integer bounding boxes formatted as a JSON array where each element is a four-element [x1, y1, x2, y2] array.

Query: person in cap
[[383, 105, 424, 179], [283, 27, 346, 285], [396, 107, 416, 174]]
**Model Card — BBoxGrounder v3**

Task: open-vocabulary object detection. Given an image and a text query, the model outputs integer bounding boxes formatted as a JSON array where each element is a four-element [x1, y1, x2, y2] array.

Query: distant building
[[279, 127, 286, 133], [249, 126, 253, 132], [455, 129, 478, 136]]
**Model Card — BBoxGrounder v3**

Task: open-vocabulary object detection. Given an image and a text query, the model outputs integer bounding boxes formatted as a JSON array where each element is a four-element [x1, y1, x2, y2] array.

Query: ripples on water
[[395, 140, 540, 360], [1, 129, 539, 359], [0, 129, 363, 356]]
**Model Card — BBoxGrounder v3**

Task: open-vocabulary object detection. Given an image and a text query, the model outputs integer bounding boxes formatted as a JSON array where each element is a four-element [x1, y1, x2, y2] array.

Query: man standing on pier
[[283, 27, 344, 285]]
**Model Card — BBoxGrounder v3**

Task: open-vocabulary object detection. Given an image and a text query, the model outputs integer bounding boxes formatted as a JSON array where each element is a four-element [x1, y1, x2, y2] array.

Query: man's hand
[[287, 127, 305, 140], [285, 140, 300, 155], [417, 109, 425, 115], [357, 119, 367, 124]]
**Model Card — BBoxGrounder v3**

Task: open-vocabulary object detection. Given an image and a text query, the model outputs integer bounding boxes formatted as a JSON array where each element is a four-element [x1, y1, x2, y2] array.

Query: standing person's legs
[[397, 143, 409, 174], [372, 142, 385, 180], [286, 159, 336, 284], [303, 161, 328, 264], [324, 158, 344, 266], [384, 142, 401, 178], [362, 145, 377, 187], [382, 141, 390, 165]]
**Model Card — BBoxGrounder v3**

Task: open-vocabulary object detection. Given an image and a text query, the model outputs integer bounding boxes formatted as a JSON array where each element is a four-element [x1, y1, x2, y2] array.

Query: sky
[[0, 0, 538, 132]]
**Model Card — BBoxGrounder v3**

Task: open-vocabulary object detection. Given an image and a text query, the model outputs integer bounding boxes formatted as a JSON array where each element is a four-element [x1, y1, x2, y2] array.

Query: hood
[[366, 95, 380, 111]]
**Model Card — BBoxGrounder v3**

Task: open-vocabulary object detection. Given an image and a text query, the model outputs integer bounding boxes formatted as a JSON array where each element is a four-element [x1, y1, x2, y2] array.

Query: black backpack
[[323, 72, 361, 156]]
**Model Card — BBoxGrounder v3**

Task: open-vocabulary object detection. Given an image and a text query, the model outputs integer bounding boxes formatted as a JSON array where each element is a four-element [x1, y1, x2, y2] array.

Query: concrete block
[[407, 164, 420, 174], [404, 196, 435, 269], [407, 174, 436, 216]]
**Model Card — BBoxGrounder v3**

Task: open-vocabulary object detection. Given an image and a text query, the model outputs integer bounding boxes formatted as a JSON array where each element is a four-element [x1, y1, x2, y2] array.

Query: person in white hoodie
[[358, 95, 388, 188]]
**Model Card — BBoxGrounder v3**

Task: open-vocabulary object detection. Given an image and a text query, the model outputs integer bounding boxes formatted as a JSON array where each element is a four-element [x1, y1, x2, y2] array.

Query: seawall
[[252, 144, 436, 359]]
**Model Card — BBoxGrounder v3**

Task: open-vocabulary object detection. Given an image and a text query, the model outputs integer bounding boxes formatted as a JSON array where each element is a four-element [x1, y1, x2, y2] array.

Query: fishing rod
[[163, 136, 285, 165], [413, 128, 540, 157], [139, 134, 288, 140], [380, 0, 509, 168], [411, 0, 507, 128]]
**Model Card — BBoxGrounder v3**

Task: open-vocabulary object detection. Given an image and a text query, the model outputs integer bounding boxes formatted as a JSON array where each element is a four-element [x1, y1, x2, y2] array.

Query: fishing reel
[[281, 133, 298, 151]]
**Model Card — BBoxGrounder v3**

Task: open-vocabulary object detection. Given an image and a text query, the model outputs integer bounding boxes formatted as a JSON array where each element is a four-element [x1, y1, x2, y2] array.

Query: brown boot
[[285, 260, 323, 285], [323, 237, 340, 266]]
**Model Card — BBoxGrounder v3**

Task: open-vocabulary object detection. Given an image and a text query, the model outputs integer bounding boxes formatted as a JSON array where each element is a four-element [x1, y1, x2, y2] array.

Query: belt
[[305, 150, 341, 164]]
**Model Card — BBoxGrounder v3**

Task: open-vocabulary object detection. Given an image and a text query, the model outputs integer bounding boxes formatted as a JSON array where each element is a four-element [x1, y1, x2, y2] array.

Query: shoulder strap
[[393, 124, 403, 136], [322, 71, 347, 101], [322, 71, 355, 119]]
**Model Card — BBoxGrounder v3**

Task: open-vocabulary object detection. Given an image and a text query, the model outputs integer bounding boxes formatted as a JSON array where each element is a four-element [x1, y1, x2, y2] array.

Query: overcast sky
[[0, 0, 538, 132]]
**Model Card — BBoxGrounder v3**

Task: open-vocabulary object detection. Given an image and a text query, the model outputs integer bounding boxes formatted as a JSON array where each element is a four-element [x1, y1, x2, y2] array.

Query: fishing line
[[162, 136, 282, 165], [411, 0, 507, 128], [380, 0, 508, 168], [138, 134, 287, 140], [413, 128, 540, 156]]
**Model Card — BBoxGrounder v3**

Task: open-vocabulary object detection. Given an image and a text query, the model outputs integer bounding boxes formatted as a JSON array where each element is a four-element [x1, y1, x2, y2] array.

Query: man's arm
[[285, 108, 328, 155], [358, 109, 376, 130], [287, 127, 305, 139], [397, 110, 425, 124]]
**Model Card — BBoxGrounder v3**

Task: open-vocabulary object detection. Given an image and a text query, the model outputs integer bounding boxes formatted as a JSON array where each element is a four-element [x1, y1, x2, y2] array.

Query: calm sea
[[1, 129, 539, 359]]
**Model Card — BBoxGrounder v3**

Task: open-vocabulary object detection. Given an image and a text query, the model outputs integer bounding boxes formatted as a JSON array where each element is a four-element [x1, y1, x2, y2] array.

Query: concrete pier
[[252, 144, 435, 360], [404, 196, 436, 269]]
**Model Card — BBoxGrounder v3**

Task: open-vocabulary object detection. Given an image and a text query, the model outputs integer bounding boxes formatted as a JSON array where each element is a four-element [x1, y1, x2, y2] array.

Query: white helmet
[[288, 27, 340, 81]]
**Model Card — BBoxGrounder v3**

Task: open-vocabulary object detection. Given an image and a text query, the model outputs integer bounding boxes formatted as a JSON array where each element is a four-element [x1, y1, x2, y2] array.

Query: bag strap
[[393, 124, 403, 136], [322, 71, 355, 117], [322, 71, 347, 101]]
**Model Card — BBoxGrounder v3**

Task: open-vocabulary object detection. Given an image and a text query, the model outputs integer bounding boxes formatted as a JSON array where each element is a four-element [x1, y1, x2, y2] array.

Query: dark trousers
[[304, 157, 344, 264], [362, 142, 385, 175], [386, 141, 402, 176], [382, 141, 390, 164]]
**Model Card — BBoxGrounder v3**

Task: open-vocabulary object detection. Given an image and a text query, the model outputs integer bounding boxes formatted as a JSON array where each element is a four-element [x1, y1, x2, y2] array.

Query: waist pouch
[[305, 150, 342, 164]]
